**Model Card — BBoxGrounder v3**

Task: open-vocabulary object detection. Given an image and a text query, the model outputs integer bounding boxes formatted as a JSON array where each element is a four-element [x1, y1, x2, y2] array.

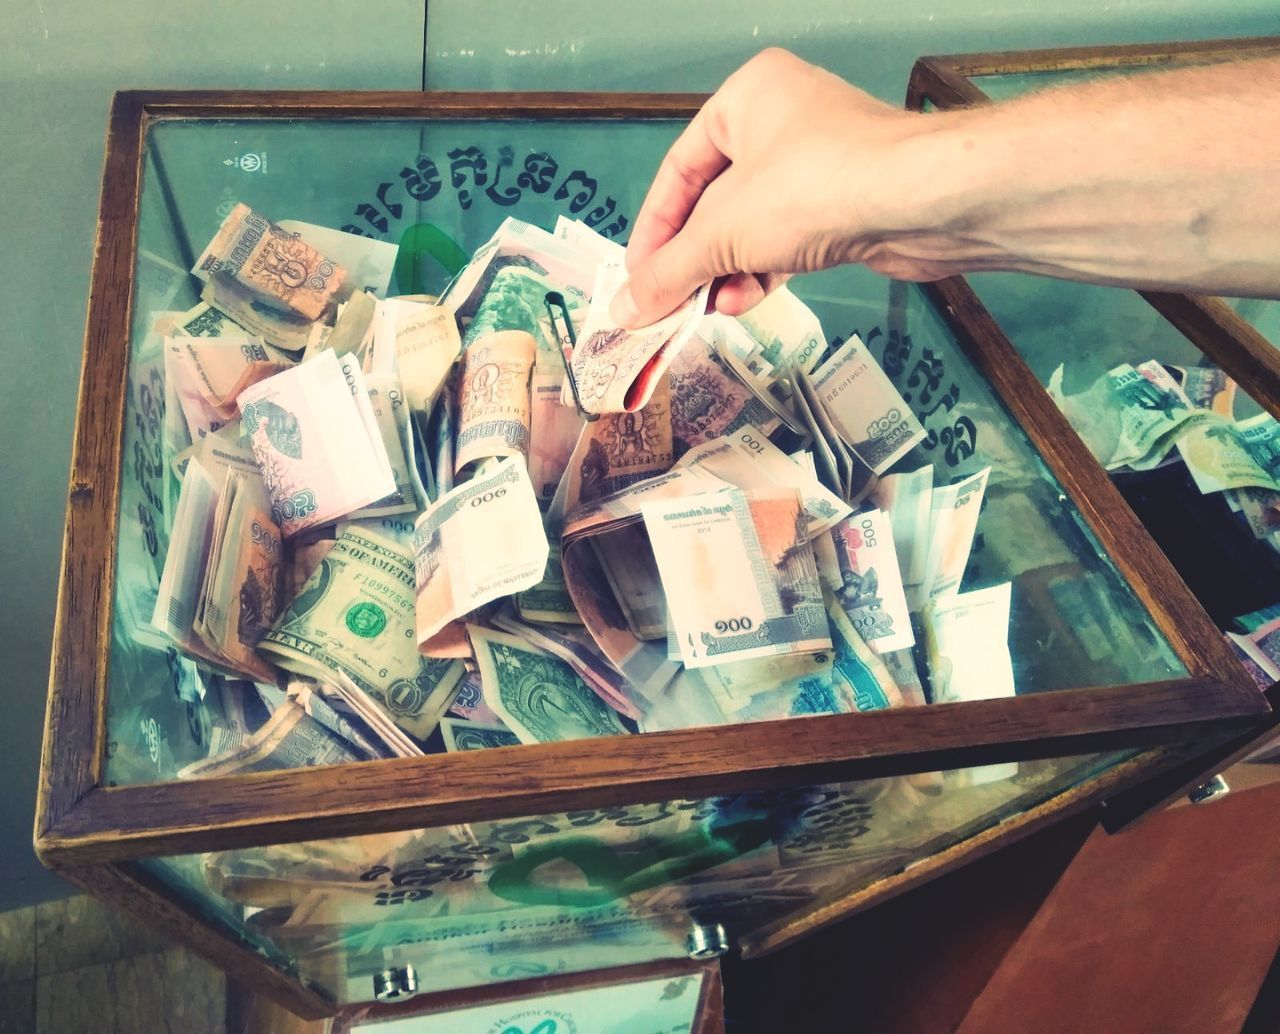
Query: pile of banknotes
[[1048, 358, 1280, 686], [142, 200, 1278, 778]]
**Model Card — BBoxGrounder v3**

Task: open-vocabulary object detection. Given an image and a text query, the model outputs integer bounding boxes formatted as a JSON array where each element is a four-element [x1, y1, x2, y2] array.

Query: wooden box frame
[[34, 88, 1275, 1019]]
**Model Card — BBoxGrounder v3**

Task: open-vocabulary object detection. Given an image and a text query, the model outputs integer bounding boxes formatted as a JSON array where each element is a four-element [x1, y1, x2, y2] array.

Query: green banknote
[[260, 526, 463, 740], [469, 625, 629, 743]]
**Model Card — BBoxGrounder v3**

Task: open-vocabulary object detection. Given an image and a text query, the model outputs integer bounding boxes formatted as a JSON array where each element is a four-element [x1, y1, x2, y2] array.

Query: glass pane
[[137, 751, 1136, 1005], [104, 115, 1189, 786]]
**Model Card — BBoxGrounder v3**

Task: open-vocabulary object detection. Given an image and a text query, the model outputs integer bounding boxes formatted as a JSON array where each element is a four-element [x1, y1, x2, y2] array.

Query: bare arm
[[612, 48, 1280, 327]]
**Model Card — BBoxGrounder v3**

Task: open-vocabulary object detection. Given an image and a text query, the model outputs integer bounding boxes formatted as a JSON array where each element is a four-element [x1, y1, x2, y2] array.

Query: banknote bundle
[[141, 202, 1022, 779], [1049, 360, 1280, 554]]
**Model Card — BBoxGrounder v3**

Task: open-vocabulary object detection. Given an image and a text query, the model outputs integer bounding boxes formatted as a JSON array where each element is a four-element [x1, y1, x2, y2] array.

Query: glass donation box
[[36, 56, 1278, 1026]]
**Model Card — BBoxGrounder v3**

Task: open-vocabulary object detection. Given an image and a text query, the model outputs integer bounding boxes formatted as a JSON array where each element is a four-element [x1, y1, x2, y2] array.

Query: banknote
[[177, 699, 362, 779], [697, 649, 835, 716], [321, 290, 377, 360], [463, 265, 585, 359], [1171, 363, 1237, 417], [445, 669, 502, 726], [347, 369, 419, 518], [159, 301, 241, 339], [193, 203, 346, 320], [642, 488, 830, 669], [826, 509, 915, 653], [1048, 362, 1213, 470], [152, 457, 222, 656], [869, 464, 934, 609], [1226, 486, 1280, 539], [810, 334, 926, 473], [558, 381, 675, 518], [439, 717, 521, 752], [918, 467, 991, 606], [736, 284, 826, 374], [1177, 413, 1280, 494], [1226, 632, 1280, 690], [823, 586, 902, 711], [441, 217, 596, 320], [491, 608, 639, 718], [925, 582, 1015, 703], [793, 368, 879, 503], [667, 331, 785, 455], [590, 523, 668, 640], [529, 368, 586, 505], [377, 300, 461, 411], [413, 458, 548, 648], [569, 260, 710, 415], [468, 625, 630, 743], [322, 670, 426, 758], [281, 680, 390, 761], [676, 426, 851, 536], [201, 274, 316, 353], [198, 473, 282, 682], [454, 329, 536, 473], [259, 527, 465, 740], [237, 350, 396, 536], [164, 338, 230, 442], [514, 536, 580, 625], [553, 215, 627, 263], [168, 334, 293, 421]]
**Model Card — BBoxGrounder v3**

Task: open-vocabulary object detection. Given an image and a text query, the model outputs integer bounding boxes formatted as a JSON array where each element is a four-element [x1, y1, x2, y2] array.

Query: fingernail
[[610, 282, 642, 328]]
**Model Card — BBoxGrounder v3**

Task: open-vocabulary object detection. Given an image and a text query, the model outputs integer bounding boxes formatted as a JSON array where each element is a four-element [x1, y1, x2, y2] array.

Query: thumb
[[610, 226, 722, 329]]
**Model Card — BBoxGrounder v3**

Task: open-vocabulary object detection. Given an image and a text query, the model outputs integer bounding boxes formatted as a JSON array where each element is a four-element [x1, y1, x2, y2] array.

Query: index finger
[[624, 100, 731, 271]]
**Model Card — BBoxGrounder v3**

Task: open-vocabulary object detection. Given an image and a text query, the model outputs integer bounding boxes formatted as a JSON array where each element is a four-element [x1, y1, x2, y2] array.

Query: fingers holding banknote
[[612, 48, 932, 328]]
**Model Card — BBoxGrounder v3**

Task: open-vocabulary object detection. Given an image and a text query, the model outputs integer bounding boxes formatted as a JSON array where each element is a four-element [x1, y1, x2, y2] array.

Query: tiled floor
[[0, 894, 227, 1033]]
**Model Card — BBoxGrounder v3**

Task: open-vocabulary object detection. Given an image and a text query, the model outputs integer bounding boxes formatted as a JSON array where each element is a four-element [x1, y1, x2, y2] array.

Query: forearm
[[876, 58, 1280, 296]]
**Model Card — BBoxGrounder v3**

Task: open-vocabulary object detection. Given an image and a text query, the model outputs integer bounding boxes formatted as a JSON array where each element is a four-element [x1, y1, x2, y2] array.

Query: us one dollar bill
[[439, 717, 520, 752], [469, 625, 630, 743], [641, 487, 831, 669], [259, 526, 464, 741]]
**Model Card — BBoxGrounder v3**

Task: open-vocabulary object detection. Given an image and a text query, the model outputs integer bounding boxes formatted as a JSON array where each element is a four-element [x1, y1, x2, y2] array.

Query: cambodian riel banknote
[[453, 329, 537, 473], [528, 367, 585, 506], [413, 457, 548, 649], [675, 425, 851, 537], [197, 473, 282, 682], [259, 526, 465, 740], [1177, 413, 1280, 494], [556, 381, 674, 516], [823, 509, 915, 654], [237, 349, 395, 536], [810, 334, 926, 473], [193, 202, 346, 320], [1048, 361, 1214, 471], [469, 625, 630, 743], [166, 334, 293, 425], [697, 649, 837, 719], [667, 330, 786, 455], [159, 300, 241, 339], [870, 464, 934, 610], [641, 487, 831, 669], [201, 273, 316, 353], [793, 367, 878, 503], [735, 284, 827, 375], [368, 298, 462, 409], [152, 456, 223, 656], [177, 698, 362, 779], [1170, 363, 1237, 417], [925, 582, 1015, 704], [1225, 485, 1280, 539], [569, 260, 710, 415], [439, 717, 521, 751], [347, 369, 420, 518], [823, 586, 902, 711], [918, 467, 991, 607]]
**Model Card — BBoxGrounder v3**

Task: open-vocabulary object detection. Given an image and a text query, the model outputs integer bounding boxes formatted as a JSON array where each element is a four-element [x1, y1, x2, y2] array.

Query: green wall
[[2, 0, 1275, 910]]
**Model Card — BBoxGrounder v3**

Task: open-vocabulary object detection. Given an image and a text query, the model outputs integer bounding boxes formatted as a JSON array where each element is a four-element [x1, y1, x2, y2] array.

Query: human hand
[[611, 48, 943, 328]]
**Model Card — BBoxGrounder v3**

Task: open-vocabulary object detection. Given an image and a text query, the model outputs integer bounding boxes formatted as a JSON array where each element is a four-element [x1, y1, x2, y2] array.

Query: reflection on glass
[[102, 117, 1191, 785], [138, 751, 1134, 1005]]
